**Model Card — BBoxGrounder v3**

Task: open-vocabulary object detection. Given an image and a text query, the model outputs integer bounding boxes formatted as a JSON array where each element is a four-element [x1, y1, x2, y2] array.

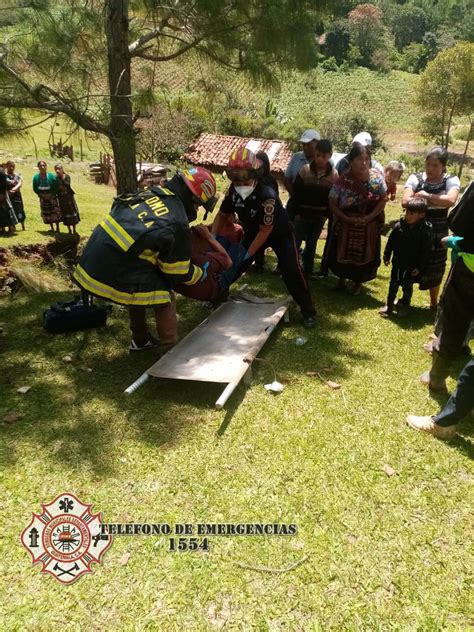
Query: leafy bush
[[320, 112, 384, 152], [320, 57, 339, 72]]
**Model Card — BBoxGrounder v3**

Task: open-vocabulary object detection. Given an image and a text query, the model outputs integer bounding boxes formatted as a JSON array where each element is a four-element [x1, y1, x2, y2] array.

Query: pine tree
[[0, 0, 321, 192]]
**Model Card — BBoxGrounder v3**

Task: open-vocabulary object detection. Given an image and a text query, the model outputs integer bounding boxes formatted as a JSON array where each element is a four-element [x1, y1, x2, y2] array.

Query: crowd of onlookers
[[1, 131, 472, 440], [276, 129, 472, 439], [0, 160, 80, 235]]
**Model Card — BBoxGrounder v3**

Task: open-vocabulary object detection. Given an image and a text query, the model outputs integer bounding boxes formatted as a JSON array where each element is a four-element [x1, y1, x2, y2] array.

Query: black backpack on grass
[[43, 291, 111, 334]]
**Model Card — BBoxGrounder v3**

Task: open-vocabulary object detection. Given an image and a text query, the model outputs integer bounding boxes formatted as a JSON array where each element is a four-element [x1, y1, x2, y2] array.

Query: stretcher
[[124, 292, 290, 409]]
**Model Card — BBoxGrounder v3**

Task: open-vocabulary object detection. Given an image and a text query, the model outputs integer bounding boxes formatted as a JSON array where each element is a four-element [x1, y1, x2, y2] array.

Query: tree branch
[[129, 16, 171, 56], [0, 112, 56, 131], [133, 36, 204, 62], [0, 54, 110, 136]]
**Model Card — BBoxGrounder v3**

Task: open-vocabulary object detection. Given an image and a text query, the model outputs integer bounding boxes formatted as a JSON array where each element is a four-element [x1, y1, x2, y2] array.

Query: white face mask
[[235, 185, 255, 200]]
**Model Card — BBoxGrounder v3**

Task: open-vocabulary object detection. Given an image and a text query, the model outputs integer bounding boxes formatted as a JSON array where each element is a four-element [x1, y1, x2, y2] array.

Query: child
[[292, 139, 338, 277], [379, 197, 432, 317], [384, 160, 405, 202]]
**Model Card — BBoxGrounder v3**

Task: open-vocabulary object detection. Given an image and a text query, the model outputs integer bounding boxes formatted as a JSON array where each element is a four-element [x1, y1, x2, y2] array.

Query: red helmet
[[227, 147, 262, 182], [180, 167, 216, 203], [179, 167, 218, 214]]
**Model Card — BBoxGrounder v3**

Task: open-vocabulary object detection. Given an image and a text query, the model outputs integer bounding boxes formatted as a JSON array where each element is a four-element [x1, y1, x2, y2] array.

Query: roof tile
[[183, 133, 294, 176]]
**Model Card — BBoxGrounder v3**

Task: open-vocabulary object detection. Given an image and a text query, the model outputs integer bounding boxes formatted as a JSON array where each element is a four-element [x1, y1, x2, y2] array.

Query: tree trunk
[[445, 99, 457, 151], [105, 0, 137, 194], [458, 119, 473, 179]]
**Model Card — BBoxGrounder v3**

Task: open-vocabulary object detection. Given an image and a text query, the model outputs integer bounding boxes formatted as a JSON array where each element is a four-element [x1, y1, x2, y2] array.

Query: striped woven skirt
[[39, 194, 62, 224]]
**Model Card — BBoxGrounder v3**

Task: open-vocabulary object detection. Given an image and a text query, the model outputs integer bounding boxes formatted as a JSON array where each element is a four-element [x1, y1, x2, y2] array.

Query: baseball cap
[[299, 129, 321, 143], [352, 132, 372, 146]]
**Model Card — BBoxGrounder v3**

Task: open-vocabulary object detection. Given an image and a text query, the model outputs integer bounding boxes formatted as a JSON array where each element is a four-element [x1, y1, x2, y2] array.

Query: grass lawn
[[1, 191, 473, 628]]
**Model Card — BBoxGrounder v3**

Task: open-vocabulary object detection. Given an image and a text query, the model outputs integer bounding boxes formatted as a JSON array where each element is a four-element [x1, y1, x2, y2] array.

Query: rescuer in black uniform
[[73, 167, 218, 353], [212, 147, 316, 327]]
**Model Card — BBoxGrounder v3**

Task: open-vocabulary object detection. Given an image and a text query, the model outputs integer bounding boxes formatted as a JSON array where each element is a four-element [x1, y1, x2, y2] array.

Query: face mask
[[235, 185, 255, 200]]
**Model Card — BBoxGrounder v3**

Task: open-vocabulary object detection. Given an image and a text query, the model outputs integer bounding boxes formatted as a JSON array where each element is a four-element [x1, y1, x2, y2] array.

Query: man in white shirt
[[284, 129, 321, 197]]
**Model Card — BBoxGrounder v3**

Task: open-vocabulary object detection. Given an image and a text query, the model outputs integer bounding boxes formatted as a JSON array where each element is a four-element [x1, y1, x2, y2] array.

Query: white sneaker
[[406, 415, 457, 440], [129, 336, 159, 352]]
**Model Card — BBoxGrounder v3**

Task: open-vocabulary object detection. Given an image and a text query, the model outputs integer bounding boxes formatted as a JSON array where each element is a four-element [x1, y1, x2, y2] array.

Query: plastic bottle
[[294, 336, 307, 346]]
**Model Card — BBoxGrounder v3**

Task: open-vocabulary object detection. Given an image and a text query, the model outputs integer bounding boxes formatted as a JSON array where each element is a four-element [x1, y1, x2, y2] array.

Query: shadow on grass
[[1, 272, 376, 474], [384, 305, 437, 331]]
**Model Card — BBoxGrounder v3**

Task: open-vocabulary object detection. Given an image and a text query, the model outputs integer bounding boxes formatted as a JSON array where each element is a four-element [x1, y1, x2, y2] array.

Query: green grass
[[1, 113, 109, 163], [1, 211, 473, 628]]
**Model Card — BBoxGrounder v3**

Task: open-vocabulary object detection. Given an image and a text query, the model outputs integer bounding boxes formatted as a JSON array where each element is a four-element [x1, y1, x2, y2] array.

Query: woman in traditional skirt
[[327, 143, 387, 294], [5, 160, 26, 231], [0, 167, 18, 235], [54, 163, 80, 234], [32, 160, 61, 232], [402, 147, 460, 309]]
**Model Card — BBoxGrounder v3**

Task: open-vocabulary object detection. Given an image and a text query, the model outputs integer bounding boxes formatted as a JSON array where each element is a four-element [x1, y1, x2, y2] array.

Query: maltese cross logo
[[21, 493, 113, 584]]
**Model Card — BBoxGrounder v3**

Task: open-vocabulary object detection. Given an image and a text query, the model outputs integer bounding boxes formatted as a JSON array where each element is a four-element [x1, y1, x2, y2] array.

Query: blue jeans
[[433, 358, 474, 427], [293, 216, 326, 274]]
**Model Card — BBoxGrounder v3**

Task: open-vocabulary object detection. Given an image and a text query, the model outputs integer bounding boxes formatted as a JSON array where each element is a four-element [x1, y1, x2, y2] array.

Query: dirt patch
[[0, 234, 84, 294]]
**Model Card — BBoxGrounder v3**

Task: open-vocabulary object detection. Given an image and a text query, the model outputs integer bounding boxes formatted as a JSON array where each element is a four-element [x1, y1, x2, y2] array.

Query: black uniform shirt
[[220, 182, 291, 242]]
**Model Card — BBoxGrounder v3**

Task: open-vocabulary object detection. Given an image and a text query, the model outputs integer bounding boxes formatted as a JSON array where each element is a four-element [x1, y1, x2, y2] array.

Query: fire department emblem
[[21, 492, 113, 584]]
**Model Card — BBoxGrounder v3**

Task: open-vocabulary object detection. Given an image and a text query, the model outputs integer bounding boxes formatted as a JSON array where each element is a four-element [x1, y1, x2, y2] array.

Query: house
[[183, 133, 294, 180]]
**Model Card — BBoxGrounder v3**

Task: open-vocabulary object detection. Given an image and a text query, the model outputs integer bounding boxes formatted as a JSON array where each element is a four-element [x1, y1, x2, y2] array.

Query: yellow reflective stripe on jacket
[[100, 215, 134, 252], [183, 264, 203, 285], [73, 265, 170, 305], [138, 249, 159, 265], [157, 259, 191, 275], [157, 187, 174, 196]]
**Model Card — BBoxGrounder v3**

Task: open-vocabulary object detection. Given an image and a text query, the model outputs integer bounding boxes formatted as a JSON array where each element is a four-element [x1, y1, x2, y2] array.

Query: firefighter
[[73, 167, 218, 353], [212, 148, 316, 327]]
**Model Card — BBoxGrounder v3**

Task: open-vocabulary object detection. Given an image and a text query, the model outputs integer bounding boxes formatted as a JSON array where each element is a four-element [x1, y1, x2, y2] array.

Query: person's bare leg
[[21, 222, 25, 231]]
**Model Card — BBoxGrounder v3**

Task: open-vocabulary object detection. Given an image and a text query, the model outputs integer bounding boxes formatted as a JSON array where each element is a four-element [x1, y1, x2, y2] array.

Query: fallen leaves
[[382, 463, 397, 477], [306, 372, 341, 389], [305, 372, 346, 406], [3, 412, 24, 424], [119, 552, 130, 566]]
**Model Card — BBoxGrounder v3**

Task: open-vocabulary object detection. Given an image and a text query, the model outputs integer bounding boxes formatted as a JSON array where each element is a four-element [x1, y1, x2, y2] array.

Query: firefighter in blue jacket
[[73, 167, 217, 353]]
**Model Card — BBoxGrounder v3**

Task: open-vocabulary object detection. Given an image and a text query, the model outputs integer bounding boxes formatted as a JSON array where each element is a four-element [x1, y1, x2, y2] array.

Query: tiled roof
[[183, 133, 294, 176]]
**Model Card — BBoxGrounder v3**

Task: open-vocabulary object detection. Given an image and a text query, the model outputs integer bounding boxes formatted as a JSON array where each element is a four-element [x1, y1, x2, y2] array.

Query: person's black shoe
[[129, 335, 159, 352], [303, 315, 316, 328]]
